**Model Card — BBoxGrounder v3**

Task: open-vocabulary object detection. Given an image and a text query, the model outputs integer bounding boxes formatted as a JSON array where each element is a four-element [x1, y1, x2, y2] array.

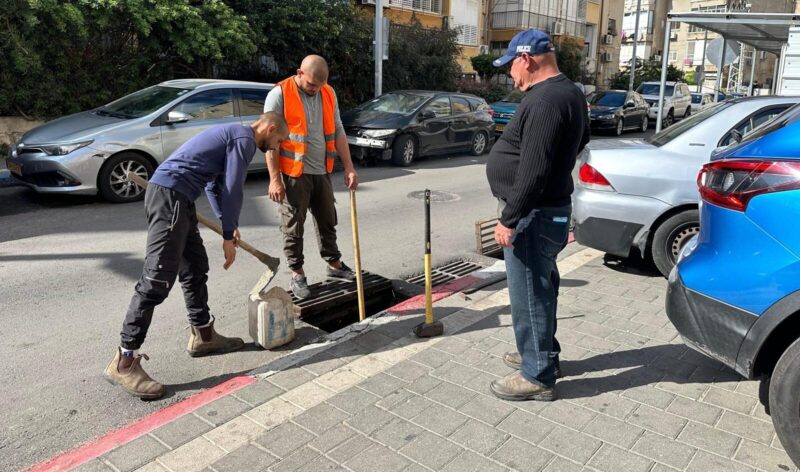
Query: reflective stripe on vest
[[278, 77, 338, 177]]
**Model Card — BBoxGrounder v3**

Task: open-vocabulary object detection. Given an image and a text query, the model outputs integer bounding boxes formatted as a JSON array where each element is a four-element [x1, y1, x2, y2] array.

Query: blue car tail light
[[698, 160, 800, 211]]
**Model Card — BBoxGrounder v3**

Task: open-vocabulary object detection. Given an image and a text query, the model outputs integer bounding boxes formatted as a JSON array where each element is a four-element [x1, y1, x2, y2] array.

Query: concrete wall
[[0, 117, 44, 146]]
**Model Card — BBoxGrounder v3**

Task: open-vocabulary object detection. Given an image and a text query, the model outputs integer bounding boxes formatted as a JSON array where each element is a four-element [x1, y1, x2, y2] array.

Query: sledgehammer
[[127, 172, 280, 294], [413, 189, 444, 338]]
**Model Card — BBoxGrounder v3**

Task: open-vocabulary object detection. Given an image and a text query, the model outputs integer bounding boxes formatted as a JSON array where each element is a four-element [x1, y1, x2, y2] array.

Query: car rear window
[[452, 96, 471, 114]]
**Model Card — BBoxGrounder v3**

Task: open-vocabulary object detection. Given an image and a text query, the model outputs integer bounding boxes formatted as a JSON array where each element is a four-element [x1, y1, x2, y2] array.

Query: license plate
[[496, 124, 505, 132], [6, 161, 22, 176], [346, 135, 384, 148]]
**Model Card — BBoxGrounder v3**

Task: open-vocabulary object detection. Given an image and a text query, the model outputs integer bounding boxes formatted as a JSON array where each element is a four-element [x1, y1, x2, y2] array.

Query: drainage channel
[[289, 260, 486, 333]]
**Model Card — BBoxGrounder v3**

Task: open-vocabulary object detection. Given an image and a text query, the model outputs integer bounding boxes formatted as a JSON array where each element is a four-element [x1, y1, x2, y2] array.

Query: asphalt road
[[0, 129, 653, 470]]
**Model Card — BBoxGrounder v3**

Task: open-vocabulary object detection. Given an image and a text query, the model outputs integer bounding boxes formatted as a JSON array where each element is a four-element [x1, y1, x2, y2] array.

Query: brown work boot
[[104, 349, 165, 400], [503, 351, 562, 378], [490, 370, 556, 402], [187, 319, 244, 357]]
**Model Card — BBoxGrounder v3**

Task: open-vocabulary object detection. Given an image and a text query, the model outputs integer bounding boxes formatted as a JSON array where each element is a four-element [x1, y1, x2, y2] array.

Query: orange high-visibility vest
[[278, 77, 337, 177]]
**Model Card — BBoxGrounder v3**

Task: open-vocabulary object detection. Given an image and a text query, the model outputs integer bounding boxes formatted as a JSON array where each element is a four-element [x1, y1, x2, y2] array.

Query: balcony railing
[[388, 0, 442, 15], [492, 11, 586, 38]]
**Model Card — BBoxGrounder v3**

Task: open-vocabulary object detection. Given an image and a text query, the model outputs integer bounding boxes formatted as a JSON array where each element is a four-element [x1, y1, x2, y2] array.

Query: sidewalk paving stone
[[87, 249, 800, 472]]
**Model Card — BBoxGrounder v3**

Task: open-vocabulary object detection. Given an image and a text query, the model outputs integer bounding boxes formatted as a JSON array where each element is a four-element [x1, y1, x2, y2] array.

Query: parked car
[[342, 91, 494, 167], [489, 89, 522, 135], [636, 81, 692, 127], [690, 92, 713, 112], [588, 90, 649, 136], [6, 79, 273, 203], [667, 104, 800, 465], [572, 96, 800, 277]]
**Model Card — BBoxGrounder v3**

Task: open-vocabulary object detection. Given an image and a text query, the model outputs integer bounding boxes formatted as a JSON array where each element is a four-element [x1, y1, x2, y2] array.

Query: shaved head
[[300, 55, 329, 82]]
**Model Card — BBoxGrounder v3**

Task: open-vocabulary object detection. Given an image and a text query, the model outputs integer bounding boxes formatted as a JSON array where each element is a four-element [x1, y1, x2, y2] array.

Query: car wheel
[[641, 116, 648, 132], [615, 118, 624, 136], [651, 210, 699, 277], [663, 110, 674, 128], [391, 135, 416, 167], [98, 152, 153, 203], [471, 130, 488, 155], [769, 336, 800, 465], [684, 106, 691, 119]]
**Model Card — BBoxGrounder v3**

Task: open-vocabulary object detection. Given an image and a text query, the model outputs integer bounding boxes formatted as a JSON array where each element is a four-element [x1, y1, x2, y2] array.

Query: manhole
[[406, 259, 484, 286], [407, 190, 460, 202]]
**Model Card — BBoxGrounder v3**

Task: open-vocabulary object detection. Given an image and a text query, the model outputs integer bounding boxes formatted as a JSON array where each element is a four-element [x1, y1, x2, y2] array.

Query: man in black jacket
[[486, 29, 590, 401]]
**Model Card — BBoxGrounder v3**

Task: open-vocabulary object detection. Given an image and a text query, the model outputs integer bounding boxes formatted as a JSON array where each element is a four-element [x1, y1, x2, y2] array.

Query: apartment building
[[586, 0, 625, 88], [488, 0, 589, 54]]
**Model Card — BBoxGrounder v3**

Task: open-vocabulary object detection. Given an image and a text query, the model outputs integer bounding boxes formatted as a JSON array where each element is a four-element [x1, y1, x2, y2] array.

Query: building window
[[688, 5, 725, 33], [388, 0, 443, 15], [454, 24, 479, 46], [670, 50, 678, 62], [608, 18, 617, 35]]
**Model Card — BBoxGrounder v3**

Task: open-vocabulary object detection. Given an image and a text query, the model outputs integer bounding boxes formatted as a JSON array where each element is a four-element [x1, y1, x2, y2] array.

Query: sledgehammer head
[[413, 321, 444, 338]]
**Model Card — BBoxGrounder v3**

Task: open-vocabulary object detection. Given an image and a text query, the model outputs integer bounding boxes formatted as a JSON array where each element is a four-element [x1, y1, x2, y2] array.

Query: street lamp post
[[374, 0, 383, 98], [628, 0, 643, 92]]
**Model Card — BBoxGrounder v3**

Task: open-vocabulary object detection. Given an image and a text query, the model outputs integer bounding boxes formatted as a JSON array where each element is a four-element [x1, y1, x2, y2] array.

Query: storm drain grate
[[290, 272, 393, 317], [405, 260, 484, 287]]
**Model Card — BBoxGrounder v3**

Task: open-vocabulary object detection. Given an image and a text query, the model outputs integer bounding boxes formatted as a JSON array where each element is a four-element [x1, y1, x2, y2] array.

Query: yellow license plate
[[6, 161, 22, 176], [496, 124, 505, 132]]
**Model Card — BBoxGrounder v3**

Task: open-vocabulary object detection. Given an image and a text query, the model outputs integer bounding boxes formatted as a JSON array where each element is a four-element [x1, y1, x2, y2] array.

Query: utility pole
[[628, 0, 643, 91], [698, 29, 709, 93], [374, 0, 383, 97]]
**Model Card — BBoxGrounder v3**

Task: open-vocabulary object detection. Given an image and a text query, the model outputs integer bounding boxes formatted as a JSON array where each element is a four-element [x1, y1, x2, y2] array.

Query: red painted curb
[[27, 375, 255, 472], [387, 275, 480, 315]]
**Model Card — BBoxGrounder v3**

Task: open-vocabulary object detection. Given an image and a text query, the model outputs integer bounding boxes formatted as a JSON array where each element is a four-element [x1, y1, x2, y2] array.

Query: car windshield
[[357, 92, 431, 114], [96, 85, 191, 119], [499, 89, 523, 103], [648, 101, 734, 147], [637, 84, 674, 96], [588, 92, 625, 107]]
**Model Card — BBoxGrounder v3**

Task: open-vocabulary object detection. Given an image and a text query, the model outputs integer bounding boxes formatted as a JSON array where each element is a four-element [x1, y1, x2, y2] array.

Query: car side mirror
[[731, 129, 743, 144], [624, 102, 636, 109], [420, 109, 436, 120], [166, 111, 192, 125]]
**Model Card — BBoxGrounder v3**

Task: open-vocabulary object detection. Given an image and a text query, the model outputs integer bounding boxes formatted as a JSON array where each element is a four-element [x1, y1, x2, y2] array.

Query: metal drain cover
[[407, 190, 460, 202]]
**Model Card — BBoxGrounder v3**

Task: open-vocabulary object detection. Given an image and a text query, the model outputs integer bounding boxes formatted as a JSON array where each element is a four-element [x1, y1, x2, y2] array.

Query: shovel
[[127, 172, 280, 294]]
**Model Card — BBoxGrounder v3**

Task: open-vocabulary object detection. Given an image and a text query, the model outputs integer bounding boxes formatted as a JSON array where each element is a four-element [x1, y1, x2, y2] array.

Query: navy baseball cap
[[493, 29, 555, 67]]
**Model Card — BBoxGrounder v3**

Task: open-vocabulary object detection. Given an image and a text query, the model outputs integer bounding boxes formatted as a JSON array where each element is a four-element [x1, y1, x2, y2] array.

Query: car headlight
[[40, 140, 94, 156], [361, 129, 396, 139], [597, 114, 615, 120]]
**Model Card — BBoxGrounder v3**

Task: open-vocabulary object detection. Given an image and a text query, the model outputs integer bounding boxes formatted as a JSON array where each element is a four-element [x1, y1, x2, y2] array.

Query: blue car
[[489, 89, 522, 135], [667, 104, 800, 465]]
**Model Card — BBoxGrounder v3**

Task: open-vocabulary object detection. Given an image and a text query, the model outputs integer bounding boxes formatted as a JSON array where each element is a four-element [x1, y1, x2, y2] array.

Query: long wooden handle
[[350, 190, 366, 321], [127, 172, 279, 271]]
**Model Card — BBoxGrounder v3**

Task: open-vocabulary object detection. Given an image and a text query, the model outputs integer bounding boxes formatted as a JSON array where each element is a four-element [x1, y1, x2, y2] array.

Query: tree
[[383, 20, 461, 95], [556, 42, 584, 83], [608, 56, 684, 90], [0, 0, 256, 119], [470, 54, 501, 81]]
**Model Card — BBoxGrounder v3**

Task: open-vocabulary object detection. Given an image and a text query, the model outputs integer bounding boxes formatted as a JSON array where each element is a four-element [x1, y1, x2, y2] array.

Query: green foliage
[[0, 0, 255, 119], [556, 42, 584, 83], [1, 1, 463, 118], [455, 79, 509, 103], [470, 54, 502, 81], [608, 56, 685, 90], [684, 70, 696, 85]]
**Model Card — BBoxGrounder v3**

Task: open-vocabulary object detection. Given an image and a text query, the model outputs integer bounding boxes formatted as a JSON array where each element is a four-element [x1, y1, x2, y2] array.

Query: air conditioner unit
[[601, 52, 613, 63], [552, 21, 565, 36], [479, 44, 489, 54], [653, 54, 662, 61], [604, 34, 613, 45], [670, 32, 678, 40]]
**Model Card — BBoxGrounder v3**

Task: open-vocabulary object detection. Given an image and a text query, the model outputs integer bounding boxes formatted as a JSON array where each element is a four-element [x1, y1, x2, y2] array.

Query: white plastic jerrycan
[[248, 286, 296, 349]]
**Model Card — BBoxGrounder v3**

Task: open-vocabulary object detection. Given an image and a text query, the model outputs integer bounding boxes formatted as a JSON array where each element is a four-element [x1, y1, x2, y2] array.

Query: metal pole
[[374, 0, 383, 98], [698, 29, 709, 93], [772, 54, 780, 95], [423, 189, 433, 325], [656, 19, 672, 133], [749, 48, 758, 96], [628, 0, 643, 92], [714, 37, 726, 102]]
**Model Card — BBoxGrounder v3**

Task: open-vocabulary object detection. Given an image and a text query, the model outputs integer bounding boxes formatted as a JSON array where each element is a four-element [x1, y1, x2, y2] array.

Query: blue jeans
[[503, 205, 571, 387]]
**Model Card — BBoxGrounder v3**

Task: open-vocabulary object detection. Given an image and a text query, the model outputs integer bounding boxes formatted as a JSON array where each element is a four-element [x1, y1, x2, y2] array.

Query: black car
[[588, 90, 649, 136], [342, 90, 495, 166]]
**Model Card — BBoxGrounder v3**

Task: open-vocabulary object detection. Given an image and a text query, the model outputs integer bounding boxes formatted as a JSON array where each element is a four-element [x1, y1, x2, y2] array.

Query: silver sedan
[[6, 79, 273, 203], [573, 96, 800, 277]]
